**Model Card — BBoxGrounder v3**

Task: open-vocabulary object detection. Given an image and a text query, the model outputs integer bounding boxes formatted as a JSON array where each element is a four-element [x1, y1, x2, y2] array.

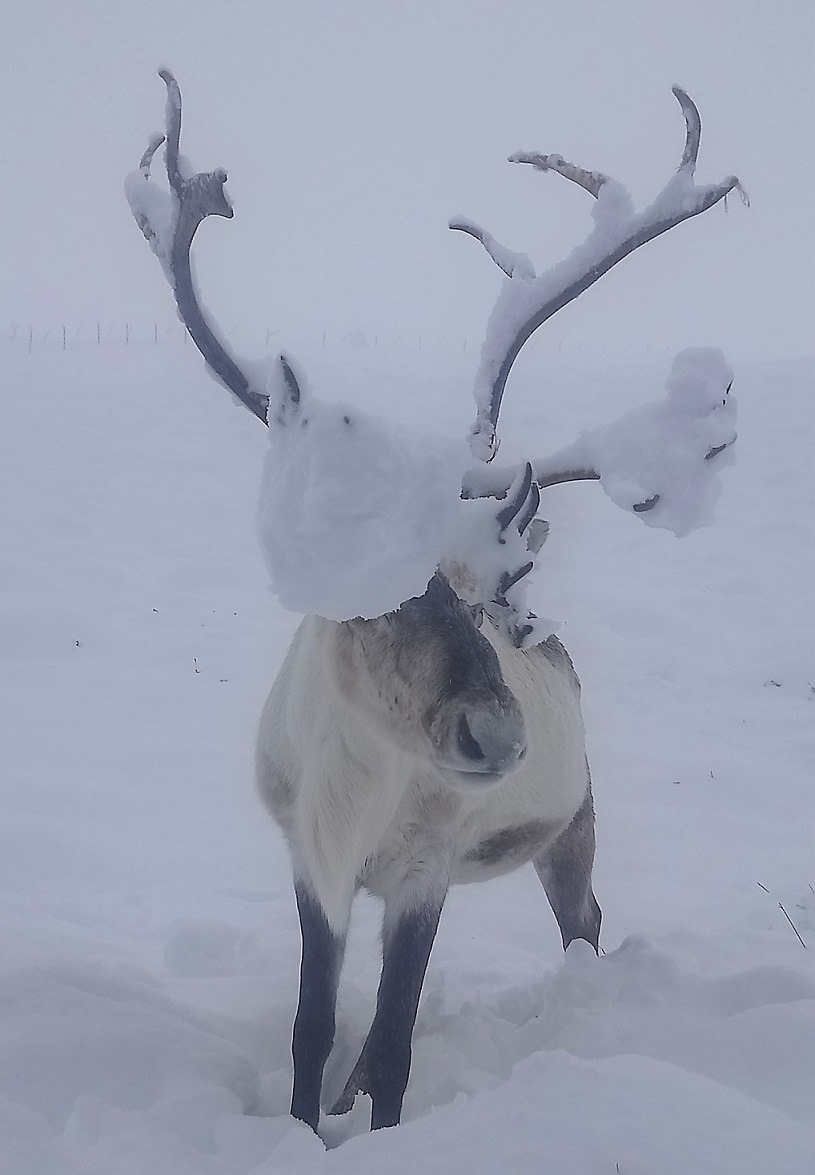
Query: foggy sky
[[2, 0, 813, 361]]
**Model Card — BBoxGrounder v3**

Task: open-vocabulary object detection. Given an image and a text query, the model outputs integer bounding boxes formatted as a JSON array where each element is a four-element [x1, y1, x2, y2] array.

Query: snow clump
[[538, 347, 737, 537], [257, 394, 469, 621]]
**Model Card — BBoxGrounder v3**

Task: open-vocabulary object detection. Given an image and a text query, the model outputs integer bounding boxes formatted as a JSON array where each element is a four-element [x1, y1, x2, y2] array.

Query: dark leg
[[534, 786, 601, 951], [329, 892, 445, 1129], [290, 881, 347, 1132]]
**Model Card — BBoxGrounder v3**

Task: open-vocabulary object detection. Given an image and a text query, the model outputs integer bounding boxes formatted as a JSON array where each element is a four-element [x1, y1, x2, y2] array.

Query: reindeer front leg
[[330, 891, 446, 1129], [290, 881, 348, 1132]]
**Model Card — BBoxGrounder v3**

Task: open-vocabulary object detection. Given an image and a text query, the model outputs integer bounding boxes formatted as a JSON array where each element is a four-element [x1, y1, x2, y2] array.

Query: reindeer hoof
[[328, 1058, 369, 1115]]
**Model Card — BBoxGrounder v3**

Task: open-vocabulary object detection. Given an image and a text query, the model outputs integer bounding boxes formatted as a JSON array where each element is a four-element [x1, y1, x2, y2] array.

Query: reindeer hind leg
[[534, 784, 601, 952]]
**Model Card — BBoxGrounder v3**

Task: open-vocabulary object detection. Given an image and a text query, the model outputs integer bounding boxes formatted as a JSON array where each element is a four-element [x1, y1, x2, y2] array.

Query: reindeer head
[[335, 572, 526, 786]]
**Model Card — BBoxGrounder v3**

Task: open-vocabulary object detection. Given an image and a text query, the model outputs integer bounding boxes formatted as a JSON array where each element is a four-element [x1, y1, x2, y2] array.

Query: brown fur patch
[[466, 819, 556, 867]]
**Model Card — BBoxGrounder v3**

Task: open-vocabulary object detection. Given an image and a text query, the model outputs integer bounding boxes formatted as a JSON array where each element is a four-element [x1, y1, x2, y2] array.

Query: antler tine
[[495, 461, 534, 531], [537, 466, 600, 490], [448, 218, 535, 279], [515, 476, 540, 535], [129, 70, 302, 426], [509, 151, 607, 199], [158, 67, 184, 196], [278, 354, 302, 412], [672, 85, 701, 174], [448, 220, 511, 277], [139, 132, 165, 177], [456, 88, 745, 464]]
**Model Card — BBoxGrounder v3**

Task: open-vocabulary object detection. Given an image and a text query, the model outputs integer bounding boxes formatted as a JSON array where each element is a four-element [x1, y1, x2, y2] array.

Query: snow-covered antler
[[448, 89, 745, 645], [125, 69, 301, 425], [452, 86, 747, 465], [126, 74, 742, 646]]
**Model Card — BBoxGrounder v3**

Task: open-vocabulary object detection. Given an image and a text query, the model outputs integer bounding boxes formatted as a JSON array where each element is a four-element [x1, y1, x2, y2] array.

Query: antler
[[452, 86, 747, 464], [126, 69, 301, 425], [451, 92, 744, 645], [126, 74, 741, 647]]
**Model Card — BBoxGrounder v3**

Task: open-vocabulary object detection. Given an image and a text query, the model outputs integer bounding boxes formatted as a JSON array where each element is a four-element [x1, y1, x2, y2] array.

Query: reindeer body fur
[[256, 612, 590, 932]]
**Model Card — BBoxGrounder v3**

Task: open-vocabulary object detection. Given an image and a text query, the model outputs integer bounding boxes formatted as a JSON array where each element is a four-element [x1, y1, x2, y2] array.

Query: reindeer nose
[[456, 710, 526, 776]]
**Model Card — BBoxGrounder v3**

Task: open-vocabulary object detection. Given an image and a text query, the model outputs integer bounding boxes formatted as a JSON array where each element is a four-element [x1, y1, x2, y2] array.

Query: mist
[[2, 0, 812, 364]]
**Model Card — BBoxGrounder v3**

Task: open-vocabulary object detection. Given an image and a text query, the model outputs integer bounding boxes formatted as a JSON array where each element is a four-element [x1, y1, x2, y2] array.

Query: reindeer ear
[[267, 354, 306, 427]]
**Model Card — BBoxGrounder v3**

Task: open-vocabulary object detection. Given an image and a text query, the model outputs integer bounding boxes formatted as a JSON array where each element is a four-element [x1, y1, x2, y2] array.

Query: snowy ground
[[1, 337, 813, 1173]]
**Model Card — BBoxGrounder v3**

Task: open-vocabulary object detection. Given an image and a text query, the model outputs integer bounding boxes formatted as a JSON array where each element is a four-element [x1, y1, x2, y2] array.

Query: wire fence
[[2, 320, 676, 362]]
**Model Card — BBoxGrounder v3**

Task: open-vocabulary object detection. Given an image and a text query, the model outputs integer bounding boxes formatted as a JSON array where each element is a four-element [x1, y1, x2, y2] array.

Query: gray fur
[[256, 572, 600, 1130]]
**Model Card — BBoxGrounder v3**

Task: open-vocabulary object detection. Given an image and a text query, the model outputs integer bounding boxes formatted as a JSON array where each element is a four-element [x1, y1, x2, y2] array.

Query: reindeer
[[128, 72, 741, 1132]]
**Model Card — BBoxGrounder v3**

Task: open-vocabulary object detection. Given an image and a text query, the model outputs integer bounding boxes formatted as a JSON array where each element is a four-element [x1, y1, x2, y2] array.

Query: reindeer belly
[[361, 750, 586, 900], [448, 773, 581, 884], [450, 814, 565, 883]]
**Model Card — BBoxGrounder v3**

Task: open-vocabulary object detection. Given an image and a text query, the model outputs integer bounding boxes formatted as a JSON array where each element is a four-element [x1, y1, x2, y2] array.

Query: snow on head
[[257, 348, 737, 622], [257, 395, 468, 621]]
